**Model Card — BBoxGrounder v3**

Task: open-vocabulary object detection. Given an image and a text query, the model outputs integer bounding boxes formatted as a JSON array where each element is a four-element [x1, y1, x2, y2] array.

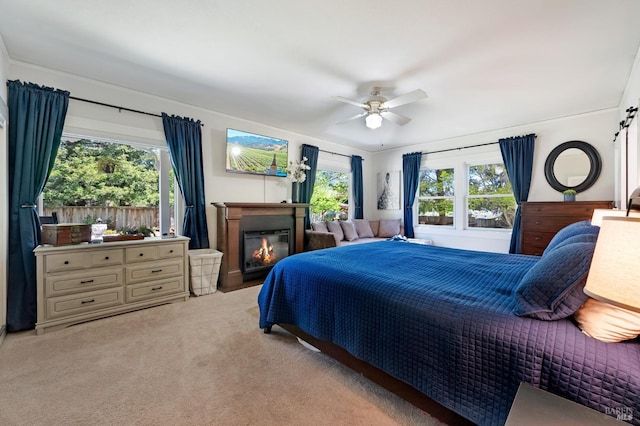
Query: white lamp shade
[[584, 217, 640, 312], [590, 208, 640, 226], [365, 113, 382, 129]]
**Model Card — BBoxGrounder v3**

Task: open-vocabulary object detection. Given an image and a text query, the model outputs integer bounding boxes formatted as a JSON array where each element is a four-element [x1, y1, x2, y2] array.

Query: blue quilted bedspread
[[258, 241, 640, 425]]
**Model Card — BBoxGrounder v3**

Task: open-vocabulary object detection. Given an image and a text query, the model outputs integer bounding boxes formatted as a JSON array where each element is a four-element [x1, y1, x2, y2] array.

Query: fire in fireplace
[[243, 229, 290, 274]]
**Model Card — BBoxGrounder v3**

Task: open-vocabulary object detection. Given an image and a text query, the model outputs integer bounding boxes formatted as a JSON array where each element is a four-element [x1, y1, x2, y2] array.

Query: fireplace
[[243, 229, 291, 278], [214, 202, 308, 292]]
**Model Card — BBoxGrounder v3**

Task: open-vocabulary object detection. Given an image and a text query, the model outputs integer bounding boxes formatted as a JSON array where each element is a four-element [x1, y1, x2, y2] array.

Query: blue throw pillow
[[543, 220, 599, 255], [513, 241, 596, 320], [544, 233, 598, 255]]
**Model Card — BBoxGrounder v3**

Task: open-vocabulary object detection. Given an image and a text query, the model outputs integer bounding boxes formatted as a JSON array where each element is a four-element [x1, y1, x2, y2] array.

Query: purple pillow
[[513, 241, 596, 320], [339, 221, 359, 241], [353, 219, 374, 238], [378, 219, 401, 238], [326, 221, 344, 241]]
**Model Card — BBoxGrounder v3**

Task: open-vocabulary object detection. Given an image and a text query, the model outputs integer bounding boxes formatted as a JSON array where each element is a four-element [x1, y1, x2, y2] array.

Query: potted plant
[[563, 189, 577, 202]]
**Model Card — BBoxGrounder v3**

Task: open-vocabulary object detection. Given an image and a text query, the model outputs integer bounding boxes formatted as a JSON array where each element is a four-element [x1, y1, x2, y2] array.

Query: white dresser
[[34, 236, 190, 334]]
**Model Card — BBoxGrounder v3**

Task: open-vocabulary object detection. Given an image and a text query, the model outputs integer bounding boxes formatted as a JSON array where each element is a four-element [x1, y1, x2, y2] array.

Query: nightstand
[[505, 383, 624, 425]]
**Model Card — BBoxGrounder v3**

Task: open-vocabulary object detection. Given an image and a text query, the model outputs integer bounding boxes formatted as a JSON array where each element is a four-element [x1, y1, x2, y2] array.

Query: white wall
[[371, 109, 619, 252], [8, 62, 372, 248], [0, 33, 9, 343]]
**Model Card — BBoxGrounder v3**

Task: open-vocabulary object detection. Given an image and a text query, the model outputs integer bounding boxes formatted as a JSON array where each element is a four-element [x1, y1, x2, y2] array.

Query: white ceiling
[[1, 0, 640, 152]]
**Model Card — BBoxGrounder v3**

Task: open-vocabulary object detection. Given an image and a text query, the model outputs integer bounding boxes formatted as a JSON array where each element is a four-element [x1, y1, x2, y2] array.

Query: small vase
[[564, 193, 576, 202], [292, 182, 300, 203]]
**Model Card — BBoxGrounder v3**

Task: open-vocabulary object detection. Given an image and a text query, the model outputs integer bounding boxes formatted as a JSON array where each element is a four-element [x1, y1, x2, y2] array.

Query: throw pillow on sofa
[[378, 219, 402, 238], [353, 219, 374, 238], [326, 221, 344, 241], [340, 221, 359, 241], [312, 221, 329, 233]]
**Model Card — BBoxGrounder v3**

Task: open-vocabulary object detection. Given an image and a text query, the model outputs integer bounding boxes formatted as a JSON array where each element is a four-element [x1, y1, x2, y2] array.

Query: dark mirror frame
[[544, 140, 602, 193]]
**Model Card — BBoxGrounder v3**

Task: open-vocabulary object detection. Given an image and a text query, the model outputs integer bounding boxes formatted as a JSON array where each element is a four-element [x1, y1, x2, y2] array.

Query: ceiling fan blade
[[380, 110, 412, 126], [334, 96, 368, 109], [383, 89, 427, 109], [336, 111, 368, 125]]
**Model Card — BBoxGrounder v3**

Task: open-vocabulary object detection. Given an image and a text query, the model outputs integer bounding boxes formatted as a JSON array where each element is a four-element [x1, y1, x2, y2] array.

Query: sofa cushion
[[368, 220, 380, 237], [326, 221, 344, 241], [353, 219, 374, 238], [378, 219, 402, 238], [340, 221, 359, 241], [311, 221, 328, 233]]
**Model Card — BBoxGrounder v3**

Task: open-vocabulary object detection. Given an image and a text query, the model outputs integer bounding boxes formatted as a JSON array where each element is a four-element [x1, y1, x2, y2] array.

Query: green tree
[[310, 171, 348, 221], [43, 139, 160, 207]]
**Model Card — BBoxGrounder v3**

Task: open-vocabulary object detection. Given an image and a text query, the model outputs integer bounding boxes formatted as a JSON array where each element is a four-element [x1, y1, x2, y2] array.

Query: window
[[310, 170, 349, 222], [418, 168, 455, 226], [467, 163, 516, 229], [41, 137, 177, 236]]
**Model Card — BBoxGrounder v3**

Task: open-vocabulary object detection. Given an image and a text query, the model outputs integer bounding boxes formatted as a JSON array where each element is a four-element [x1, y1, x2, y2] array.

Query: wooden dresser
[[520, 201, 613, 256], [34, 236, 190, 334]]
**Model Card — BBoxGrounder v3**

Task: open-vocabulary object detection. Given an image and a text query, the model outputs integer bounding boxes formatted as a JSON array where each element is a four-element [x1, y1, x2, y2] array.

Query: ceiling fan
[[335, 87, 427, 129]]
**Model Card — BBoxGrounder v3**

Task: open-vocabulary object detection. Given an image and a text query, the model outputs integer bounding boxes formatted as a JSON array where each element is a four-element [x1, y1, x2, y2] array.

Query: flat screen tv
[[226, 128, 288, 177]]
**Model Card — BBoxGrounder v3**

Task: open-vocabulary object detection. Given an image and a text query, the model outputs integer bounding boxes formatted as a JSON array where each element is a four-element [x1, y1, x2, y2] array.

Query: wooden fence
[[43, 206, 160, 231]]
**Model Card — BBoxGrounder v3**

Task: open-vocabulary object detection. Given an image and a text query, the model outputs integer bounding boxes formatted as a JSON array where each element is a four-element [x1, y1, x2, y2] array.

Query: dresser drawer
[[90, 249, 124, 267], [126, 277, 184, 303], [521, 201, 613, 217], [46, 287, 124, 319], [125, 246, 159, 263], [45, 267, 123, 296], [126, 260, 183, 283], [521, 232, 555, 256], [158, 243, 183, 259], [521, 216, 583, 233], [45, 252, 91, 273]]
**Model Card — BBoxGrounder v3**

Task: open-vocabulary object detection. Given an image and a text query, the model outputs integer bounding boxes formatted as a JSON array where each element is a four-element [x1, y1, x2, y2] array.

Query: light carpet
[[0, 285, 441, 425]]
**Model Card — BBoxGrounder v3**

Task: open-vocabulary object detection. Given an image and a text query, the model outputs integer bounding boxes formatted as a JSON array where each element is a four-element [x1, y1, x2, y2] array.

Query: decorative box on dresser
[[520, 201, 614, 256], [34, 236, 190, 335]]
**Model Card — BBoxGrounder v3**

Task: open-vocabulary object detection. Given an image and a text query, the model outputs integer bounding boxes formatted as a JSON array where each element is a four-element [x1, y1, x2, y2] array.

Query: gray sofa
[[305, 218, 404, 251]]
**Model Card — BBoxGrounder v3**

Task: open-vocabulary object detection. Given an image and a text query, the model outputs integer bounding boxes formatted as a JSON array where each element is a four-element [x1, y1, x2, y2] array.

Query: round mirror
[[544, 140, 601, 193]]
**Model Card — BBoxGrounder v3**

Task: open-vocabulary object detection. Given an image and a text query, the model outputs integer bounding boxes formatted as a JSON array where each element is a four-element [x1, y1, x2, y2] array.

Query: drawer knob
[[151, 269, 163, 273], [80, 279, 94, 284], [535, 221, 542, 225], [151, 286, 163, 291], [169, 250, 173, 253], [535, 237, 541, 241], [64, 260, 69, 265], [105, 256, 109, 260], [139, 253, 144, 257], [81, 299, 95, 304]]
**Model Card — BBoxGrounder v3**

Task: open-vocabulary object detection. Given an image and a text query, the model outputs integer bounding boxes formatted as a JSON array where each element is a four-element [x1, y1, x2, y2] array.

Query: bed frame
[[266, 323, 475, 426]]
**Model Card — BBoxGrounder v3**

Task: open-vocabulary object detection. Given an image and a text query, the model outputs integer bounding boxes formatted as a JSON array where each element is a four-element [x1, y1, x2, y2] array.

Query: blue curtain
[[300, 144, 319, 229], [161, 113, 210, 250], [351, 155, 363, 219], [7, 80, 69, 331], [402, 152, 422, 238], [499, 134, 536, 254]]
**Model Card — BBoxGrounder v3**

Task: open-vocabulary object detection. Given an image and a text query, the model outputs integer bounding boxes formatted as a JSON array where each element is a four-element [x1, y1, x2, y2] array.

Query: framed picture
[[377, 170, 400, 210]]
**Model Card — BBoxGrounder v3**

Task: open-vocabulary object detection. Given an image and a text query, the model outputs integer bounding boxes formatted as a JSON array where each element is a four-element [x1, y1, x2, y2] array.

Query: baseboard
[[0, 324, 6, 347]]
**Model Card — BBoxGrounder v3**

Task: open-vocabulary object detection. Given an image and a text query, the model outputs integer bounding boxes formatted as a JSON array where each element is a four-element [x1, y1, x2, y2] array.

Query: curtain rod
[[421, 134, 537, 156], [317, 148, 362, 161], [69, 96, 204, 126], [423, 141, 498, 155]]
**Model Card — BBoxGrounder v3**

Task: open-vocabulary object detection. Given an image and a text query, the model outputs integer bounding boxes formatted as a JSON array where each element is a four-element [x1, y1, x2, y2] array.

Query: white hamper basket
[[188, 249, 223, 296]]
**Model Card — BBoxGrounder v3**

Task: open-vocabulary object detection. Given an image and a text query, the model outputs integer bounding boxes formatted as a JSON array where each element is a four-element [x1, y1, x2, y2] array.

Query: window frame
[[465, 160, 515, 231], [39, 133, 183, 236], [417, 166, 456, 228]]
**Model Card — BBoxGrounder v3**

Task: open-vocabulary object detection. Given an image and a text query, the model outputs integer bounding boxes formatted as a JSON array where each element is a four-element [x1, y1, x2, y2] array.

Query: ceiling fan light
[[365, 113, 382, 129]]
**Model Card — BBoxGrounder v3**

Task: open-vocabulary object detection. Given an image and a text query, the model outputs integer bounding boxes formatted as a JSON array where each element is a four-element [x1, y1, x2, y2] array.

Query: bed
[[258, 223, 640, 425]]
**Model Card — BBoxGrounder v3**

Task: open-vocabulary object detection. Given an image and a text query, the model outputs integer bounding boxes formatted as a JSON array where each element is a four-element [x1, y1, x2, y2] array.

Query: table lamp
[[583, 217, 640, 313]]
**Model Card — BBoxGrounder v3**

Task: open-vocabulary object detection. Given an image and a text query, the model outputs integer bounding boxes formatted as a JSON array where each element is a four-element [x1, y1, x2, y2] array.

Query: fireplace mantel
[[214, 202, 308, 292]]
